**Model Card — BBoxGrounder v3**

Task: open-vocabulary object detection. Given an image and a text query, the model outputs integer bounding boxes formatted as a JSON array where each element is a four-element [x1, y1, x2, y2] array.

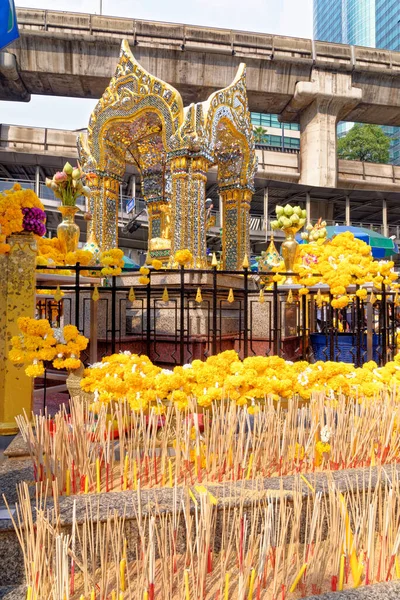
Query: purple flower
[[22, 207, 47, 236]]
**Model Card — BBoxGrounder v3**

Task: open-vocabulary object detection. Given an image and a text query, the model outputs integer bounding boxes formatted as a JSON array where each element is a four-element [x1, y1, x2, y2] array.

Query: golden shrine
[[78, 40, 257, 269]]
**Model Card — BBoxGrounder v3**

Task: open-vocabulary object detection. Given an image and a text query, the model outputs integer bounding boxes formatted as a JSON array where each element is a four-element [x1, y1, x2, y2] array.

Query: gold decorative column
[[0, 233, 37, 434], [85, 173, 101, 245], [170, 156, 210, 267], [85, 174, 120, 252], [147, 201, 172, 264], [100, 175, 120, 251], [220, 188, 252, 270]]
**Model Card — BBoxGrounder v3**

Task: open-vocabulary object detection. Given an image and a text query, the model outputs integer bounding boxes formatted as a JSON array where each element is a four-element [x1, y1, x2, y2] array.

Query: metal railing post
[[329, 293, 335, 361], [355, 291, 362, 367], [381, 283, 387, 365], [212, 265, 218, 356], [301, 293, 307, 360], [75, 262, 80, 329], [243, 266, 249, 358], [90, 295, 98, 364], [111, 274, 117, 355], [146, 271, 151, 358], [273, 280, 279, 355], [179, 265, 185, 365]]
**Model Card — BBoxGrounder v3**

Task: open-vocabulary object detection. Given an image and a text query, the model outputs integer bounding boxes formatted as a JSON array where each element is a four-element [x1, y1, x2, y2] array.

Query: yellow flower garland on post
[[9, 318, 88, 377], [100, 248, 124, 277], [151, 259, 163, 270], [174, 249, 193, 266]]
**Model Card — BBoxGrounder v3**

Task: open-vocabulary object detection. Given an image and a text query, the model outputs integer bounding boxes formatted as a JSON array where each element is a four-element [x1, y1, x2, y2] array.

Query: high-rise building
[[313, 0, 400, 164]]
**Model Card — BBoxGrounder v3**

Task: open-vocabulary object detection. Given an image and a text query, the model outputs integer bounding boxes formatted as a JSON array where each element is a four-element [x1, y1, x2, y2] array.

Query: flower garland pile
[[36, 237, 93, 271], [9, 318, 88, 377], [0, 184, 46, 254], [80, 349, 400, 414], [296, 232, 397, 308], [37, 240, 128, 279]]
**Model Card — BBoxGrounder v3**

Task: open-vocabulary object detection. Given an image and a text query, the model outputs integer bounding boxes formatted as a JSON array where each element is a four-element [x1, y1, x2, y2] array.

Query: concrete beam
[[0, 125, 400, 193], [3, 8, 400, 128]]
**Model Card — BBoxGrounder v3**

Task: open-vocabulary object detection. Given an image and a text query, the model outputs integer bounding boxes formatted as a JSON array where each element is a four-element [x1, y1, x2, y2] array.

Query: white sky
[[1, 0, 313, 130]]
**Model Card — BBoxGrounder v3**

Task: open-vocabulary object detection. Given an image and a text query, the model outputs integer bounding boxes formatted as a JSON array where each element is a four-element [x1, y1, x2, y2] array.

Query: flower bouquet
[[46, 162, 93, 254], [45, 162, 91, 206]]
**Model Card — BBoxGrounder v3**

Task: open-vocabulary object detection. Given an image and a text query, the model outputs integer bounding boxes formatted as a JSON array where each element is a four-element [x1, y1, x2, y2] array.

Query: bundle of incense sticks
[[16, 391, 400, 498], [6, 466, 400, 600]]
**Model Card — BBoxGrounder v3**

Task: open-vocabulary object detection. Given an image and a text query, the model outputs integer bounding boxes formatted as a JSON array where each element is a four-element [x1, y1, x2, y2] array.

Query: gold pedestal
[[0, 233, 37, 434]]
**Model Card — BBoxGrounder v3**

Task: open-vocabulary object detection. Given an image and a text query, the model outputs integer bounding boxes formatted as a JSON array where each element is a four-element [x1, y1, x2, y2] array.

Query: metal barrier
[[35, 265, 398, 369]]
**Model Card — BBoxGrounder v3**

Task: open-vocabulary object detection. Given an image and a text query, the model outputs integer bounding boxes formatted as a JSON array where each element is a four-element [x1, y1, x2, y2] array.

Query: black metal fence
[[35, 264, 399, 369]]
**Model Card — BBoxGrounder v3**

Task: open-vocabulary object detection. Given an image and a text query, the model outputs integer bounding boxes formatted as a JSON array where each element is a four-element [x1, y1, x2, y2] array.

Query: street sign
[[126, 198, 135, 214], [0, 0, 19, 51]]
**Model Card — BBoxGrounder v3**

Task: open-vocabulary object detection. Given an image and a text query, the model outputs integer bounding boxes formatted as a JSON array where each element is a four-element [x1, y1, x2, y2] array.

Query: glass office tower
[[314, 0, 400, 163]]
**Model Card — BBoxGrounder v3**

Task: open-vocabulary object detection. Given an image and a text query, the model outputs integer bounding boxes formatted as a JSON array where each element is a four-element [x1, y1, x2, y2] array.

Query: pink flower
[[54, 171, 68, 183]]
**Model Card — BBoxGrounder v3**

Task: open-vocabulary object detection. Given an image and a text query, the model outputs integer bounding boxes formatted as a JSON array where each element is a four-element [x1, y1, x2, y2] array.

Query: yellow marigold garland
[[151, 259, 163, 270], [174, 249, 193, 266], [9, 318, 88, 377], [79, 349, 400, 413], [100, 248, 124, 277]]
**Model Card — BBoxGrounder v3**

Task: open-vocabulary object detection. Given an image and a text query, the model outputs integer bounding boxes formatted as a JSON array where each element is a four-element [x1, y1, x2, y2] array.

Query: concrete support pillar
[[130, 175, 136, 204], [283, 71, 362, 188], [0, 234, 37, 434], [382, 198, 388, 237], [300, 102, 340, 187], [263, 187, 268, 240], [35, 165, 40, 196], [309, 199, 334, 222], [306, 192, 311, 224], [119, 182, 123, 220], [220, 188, 252, 270], [345, 195, 351, 226]]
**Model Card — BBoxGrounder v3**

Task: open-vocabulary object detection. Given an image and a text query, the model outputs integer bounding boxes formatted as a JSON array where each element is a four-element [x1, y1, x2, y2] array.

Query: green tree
[[337, 123, 390, 163], [253, 126, 269, 145]]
